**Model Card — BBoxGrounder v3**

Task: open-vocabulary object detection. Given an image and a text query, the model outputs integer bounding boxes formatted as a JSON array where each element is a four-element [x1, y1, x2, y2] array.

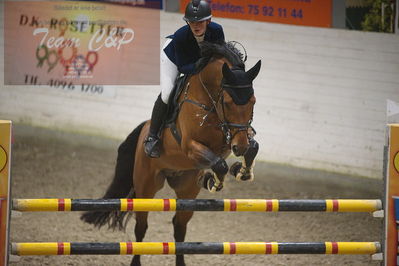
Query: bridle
[[180, 72, 256, 145]]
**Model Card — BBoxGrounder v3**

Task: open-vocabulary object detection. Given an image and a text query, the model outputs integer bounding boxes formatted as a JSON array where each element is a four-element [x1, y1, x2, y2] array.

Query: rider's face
[[188, 20, 209, 37]]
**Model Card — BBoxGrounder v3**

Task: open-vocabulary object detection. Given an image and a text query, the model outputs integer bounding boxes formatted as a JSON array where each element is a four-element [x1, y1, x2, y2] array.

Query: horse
[[81, 42, 261, 266]]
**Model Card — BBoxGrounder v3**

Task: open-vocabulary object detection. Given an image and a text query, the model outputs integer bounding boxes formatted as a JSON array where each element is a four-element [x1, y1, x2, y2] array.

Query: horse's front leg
[[230, 138, 259, 181], [204, 157, 229, 192], [183, 140, 228, 192]]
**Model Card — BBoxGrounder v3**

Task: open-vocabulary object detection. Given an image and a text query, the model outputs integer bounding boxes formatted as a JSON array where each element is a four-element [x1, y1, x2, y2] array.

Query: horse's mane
[[195, 41, 245, 73]]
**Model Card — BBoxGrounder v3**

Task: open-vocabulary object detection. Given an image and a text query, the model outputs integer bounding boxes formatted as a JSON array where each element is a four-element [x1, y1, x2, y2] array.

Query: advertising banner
[[4, 1, 160, 86], [104, 0, 162, 9], [180, 0, 332, 28]]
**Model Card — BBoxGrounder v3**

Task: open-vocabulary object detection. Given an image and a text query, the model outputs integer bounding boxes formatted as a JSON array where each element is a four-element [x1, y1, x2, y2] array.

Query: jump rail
[[11, 242, 381, 256], [4, 122, 399, 266], [12, 199, 382, 212]]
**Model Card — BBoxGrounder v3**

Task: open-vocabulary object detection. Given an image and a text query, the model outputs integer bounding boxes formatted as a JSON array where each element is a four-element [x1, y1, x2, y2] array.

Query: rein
[[180, 72, 255, 145]]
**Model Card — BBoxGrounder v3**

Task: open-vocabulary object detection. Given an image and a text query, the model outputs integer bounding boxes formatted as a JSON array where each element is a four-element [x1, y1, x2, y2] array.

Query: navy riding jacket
[[163, 22, 225, 74]]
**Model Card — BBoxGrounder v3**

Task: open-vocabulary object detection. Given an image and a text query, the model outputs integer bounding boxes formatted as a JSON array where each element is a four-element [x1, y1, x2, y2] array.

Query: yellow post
[[0, 121, 12, 266], [385, 124, 399, 266]]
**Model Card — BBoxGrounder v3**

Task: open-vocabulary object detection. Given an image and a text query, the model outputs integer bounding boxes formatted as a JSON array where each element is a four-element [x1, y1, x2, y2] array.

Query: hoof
[[203, 172, 223, 193], [229, 161, 242, 176], [237, 171, 254, 182], [230, 161, 254, 181]]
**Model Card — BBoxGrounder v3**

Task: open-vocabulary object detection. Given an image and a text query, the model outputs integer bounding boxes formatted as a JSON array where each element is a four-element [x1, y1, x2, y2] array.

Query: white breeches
[[160, 38, 179, 104]]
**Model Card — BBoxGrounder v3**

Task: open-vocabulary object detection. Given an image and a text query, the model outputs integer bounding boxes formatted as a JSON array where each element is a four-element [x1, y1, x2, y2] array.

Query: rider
[[144, 0, 225, 158]]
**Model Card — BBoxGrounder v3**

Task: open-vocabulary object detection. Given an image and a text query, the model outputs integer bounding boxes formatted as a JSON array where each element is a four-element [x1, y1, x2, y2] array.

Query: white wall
[[1, 8, 398, 179], [223, 18, 399, 179]]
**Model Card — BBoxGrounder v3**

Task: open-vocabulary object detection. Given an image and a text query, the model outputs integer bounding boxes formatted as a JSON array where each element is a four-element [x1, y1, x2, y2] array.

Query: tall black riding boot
[[144, 94, 168, 158]]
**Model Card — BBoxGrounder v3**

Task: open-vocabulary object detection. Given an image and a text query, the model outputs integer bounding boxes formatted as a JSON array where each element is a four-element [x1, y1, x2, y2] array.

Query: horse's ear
[[246, 60, 261, 81], [222, 63, 235, 82]]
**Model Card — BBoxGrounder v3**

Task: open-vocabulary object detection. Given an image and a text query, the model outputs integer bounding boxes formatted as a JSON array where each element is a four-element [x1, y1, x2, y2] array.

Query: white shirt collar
[[194, 34, 205, 43]]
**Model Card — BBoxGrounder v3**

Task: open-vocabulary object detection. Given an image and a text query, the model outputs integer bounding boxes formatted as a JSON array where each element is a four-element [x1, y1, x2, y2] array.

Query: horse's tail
[[80, 121, 146, 231]]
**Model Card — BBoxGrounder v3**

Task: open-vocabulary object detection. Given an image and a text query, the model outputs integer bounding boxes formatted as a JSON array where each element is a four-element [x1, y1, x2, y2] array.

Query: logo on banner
[[5, 1, 160, 86], [0, 146, 7, 173], [394, 151, 399, 174]]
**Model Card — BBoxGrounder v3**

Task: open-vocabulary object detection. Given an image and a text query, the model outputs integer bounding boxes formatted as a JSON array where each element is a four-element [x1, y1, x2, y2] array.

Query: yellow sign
[[0, 146, 7, 173], [0, 120, 11, 266], [386, 124, 399, 265]]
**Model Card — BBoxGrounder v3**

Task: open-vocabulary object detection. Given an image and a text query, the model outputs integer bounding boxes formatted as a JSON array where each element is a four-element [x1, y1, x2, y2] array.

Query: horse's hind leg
[[167, 170, 201, 266], [130, 211, 149, 266], [130, 165, 165, 266]]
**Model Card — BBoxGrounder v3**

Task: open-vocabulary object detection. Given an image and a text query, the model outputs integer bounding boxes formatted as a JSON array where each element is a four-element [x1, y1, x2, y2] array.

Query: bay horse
[[81, 42, 261, 266]]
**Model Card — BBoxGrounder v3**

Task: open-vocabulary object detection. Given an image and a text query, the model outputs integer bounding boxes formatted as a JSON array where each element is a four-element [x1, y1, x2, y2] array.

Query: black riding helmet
[[183, 0, 212, 22]]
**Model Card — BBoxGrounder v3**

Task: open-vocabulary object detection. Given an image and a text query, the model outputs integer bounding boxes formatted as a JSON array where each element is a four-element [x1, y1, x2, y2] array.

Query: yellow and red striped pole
[[12, 199, 382, 213], [11, 241, 381, 256]]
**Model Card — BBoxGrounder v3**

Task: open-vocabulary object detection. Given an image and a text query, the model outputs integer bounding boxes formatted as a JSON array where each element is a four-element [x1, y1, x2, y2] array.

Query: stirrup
[[144, 135, 161, 158]]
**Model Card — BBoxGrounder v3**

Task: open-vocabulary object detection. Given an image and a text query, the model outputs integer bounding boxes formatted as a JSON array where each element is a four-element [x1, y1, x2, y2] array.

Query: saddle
[[163, 73, 190, 145]]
